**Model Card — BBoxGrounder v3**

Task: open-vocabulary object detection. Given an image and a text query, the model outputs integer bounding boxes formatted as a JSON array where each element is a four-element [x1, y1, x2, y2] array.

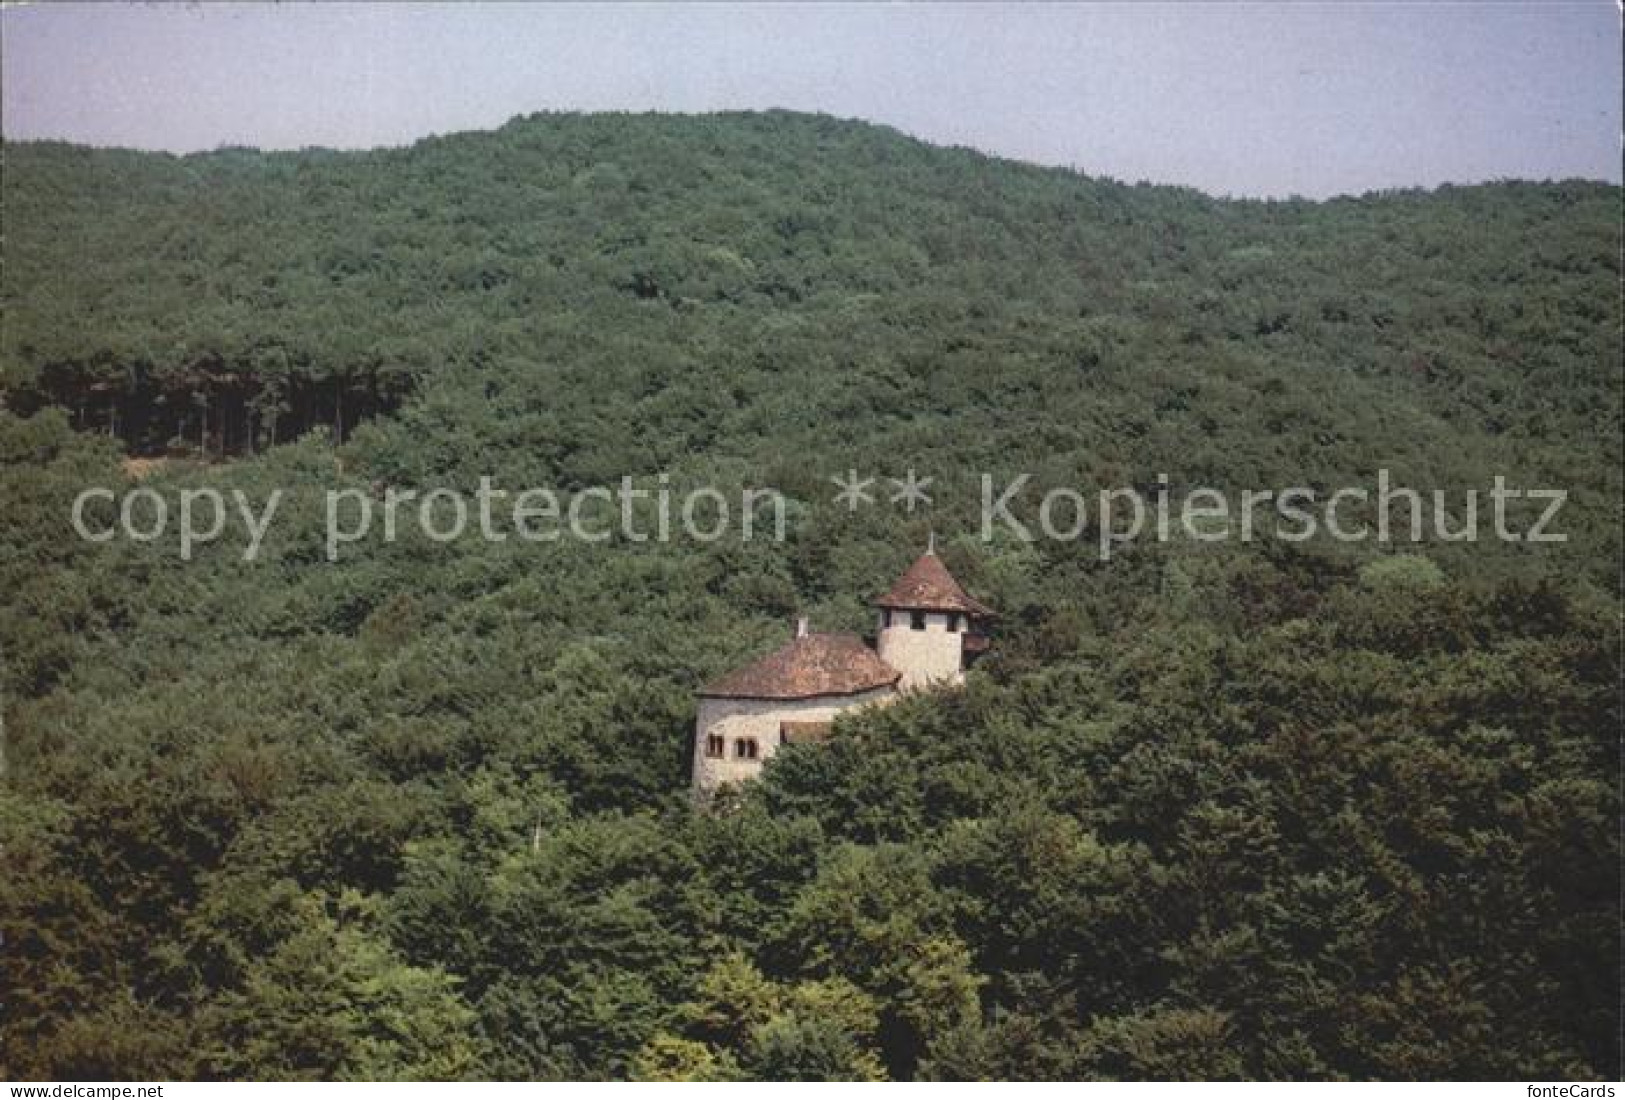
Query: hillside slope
[[1, 112, 1619, 1079]]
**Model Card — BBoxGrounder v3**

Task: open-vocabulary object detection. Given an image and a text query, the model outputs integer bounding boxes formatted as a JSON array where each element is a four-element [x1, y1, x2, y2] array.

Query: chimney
[[795, 616, 810, 638]]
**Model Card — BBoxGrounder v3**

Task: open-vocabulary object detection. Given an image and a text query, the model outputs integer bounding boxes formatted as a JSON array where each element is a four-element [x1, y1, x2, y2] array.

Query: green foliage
[[655, 953, 888, 1080], [1359, 553, 1447, 592], [196, 892, 487, 1080], [0, 112, 1618, 1080], [631, 1036, 740, 1082]]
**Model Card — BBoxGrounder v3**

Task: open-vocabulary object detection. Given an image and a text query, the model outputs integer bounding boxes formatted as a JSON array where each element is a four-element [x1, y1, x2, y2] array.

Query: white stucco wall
[[875, 610, 966, 692], [691, 685, 897, 798]]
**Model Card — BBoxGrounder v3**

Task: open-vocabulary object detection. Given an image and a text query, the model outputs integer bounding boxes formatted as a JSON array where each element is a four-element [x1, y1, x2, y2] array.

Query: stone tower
[[874, 544, 995, 692], [690, 546, 994, 801]]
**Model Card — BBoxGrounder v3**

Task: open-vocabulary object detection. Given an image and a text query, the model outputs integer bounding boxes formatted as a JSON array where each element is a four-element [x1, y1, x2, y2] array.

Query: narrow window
[[947, 613, 962, 633], [910, 610, 927, 631], [735, 738, 759, 760], [882, 609, 893, 629], [706, 734, 725, 758]]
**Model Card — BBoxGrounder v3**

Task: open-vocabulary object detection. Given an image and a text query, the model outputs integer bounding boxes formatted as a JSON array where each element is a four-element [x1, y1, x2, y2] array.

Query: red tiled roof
[[874, 552, 995, 617], [700, 632, 901, 700]]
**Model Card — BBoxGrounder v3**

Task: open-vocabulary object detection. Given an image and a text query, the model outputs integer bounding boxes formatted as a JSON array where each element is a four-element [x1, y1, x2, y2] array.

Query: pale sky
[[1, 1, 1619, 198]]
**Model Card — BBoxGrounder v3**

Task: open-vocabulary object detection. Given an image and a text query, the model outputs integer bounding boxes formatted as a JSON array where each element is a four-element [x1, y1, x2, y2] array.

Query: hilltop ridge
[[2, 110, 1620, 1080]]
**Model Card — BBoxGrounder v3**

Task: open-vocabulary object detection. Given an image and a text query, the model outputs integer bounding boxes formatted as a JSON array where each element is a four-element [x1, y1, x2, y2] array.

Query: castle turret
[[873, 544, 994, 692], [691, 553, 995, 802]]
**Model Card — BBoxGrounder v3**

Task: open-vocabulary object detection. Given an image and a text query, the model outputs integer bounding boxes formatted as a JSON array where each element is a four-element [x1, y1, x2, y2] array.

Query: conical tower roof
[[873, 549, 994, 617]]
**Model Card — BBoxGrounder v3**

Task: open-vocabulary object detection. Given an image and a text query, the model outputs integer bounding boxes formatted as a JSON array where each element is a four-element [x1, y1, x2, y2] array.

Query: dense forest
[[1, 111, 1619, 1080]]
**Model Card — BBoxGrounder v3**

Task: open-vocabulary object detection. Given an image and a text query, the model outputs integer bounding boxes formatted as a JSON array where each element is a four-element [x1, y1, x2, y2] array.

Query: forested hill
[[2, 112, 1620, 1080]]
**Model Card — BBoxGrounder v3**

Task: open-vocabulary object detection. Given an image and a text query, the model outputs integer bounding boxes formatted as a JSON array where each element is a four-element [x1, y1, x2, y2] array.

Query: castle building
[[691, 547, 993, 799]]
